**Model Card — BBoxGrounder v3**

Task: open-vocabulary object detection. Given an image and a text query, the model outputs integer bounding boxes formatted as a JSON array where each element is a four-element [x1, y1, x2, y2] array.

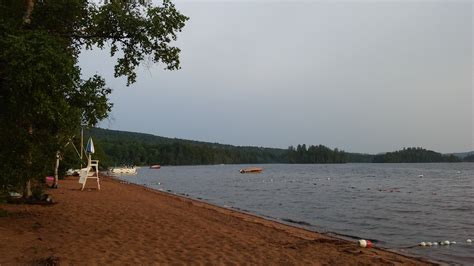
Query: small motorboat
[[150, 165, 161, 169], [239, 167, 263, 174]]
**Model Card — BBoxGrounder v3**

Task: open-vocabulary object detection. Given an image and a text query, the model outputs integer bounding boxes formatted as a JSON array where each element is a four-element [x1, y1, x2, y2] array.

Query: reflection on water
[[121, 163, 474, 264]]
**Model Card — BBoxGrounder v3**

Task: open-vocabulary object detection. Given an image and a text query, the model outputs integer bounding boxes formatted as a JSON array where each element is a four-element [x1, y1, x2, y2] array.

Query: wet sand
[[0, 176, 436, 265]]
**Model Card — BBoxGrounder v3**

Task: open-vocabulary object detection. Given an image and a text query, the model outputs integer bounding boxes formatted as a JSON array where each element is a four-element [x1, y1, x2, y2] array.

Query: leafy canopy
[[0, 0, 188, 192]]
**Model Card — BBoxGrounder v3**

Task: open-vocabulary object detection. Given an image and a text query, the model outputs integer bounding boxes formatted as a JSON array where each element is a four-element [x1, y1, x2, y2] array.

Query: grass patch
[[0, 209, 8, 217]]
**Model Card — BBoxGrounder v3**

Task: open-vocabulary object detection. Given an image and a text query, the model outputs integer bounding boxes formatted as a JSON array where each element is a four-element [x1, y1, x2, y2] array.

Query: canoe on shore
[[109, 167, 137, 175], [239, 167, 263, 174]]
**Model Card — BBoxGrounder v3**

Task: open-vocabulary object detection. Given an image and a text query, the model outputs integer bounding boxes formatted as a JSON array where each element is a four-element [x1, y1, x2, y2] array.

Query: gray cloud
[[80, 0, 473, 153]]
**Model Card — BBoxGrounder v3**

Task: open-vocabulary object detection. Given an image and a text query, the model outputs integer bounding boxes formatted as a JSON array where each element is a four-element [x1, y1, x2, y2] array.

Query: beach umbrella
[[85, 137, 95, 154]]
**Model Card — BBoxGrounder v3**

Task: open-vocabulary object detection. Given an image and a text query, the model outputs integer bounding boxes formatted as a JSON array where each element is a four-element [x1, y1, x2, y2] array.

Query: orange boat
[[150, 165, 161, 169], [239, 167, 263, 174]]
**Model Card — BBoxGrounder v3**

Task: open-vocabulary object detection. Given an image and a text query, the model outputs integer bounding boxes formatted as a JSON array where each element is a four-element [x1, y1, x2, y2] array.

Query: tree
[[0, 0, 188, 198], [463, 154, 474, 162], [372, 147, 461, 163]]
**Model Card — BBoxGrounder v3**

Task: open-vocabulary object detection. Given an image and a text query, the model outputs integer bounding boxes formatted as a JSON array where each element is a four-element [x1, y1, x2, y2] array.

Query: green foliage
[[372, 147, 461, 163], [86, 128, 288, 165], [287, 144, 346, 164], [85, 128, 346, 165], [463, 154, 474, 162], [59, 144, 83, 176], [86, 129, 466, 166], [0, 209, 8, 217], [31, 180, 46, 200], [345, 153, 374, 163], [84, 0, 188, 85], [0, 1, 187, 196]]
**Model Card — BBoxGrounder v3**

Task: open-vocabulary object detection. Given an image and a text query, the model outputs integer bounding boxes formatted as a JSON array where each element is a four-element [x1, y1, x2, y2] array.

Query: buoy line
[[359, 239, 473, 250], [417, 239, 472, 247]]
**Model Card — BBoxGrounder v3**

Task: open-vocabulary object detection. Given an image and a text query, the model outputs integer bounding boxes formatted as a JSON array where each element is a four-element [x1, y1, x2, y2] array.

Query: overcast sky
[[79, 0, 473, 154]]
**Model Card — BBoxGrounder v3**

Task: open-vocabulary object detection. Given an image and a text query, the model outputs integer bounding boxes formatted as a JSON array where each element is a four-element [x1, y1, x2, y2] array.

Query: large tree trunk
[[23, 125, 33, 199], [21, 1, 36, 198], [23, 0, 36, 24], [23, 179, 32, 198]]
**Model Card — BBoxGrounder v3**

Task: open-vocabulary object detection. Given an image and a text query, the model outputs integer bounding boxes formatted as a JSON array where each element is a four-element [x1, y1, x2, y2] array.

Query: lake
[[119, 163, 474, 265]]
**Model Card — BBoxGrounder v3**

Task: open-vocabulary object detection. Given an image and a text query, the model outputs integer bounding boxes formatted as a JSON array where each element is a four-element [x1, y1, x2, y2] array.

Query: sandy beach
[[0, 176, 435, 265]]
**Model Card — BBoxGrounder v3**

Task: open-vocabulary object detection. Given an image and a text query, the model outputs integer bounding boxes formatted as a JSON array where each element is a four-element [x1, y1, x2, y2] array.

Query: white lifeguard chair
[[79, 158, 100, 190], [79, 137, 100, 190]]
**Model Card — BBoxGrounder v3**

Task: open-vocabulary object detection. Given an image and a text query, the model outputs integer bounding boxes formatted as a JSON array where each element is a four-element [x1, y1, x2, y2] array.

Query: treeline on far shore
[[65, 128, 348, 168], [372, 147, 461, 163], [61, 128, 471, 169], [463, 154, 474, 162]]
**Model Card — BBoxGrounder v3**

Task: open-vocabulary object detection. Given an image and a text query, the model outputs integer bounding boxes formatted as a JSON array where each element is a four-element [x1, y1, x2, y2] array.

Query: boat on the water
[[150, 165, 161, 169], [239, 167, 263, 174], [109, 166, 137, 175]]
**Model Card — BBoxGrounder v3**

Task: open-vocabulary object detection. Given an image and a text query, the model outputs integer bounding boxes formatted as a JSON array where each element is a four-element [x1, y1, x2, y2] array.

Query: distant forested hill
[[85, 128, 287, 166], [64, 128, 466, 168], [462, 154, 474, 162], [345, 152, 374, 163], [449, 151, 474, 160], [373, 147, 461, 163], [81, 128, 346, 167]]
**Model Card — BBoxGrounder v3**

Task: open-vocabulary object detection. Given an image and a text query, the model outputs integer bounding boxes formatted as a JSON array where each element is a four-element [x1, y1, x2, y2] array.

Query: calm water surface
[[119, 163, 474, 265]]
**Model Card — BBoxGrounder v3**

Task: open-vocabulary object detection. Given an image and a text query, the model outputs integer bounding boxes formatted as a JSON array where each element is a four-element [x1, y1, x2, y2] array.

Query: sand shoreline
[[1, 175, 437, 265], [116, 176, 439, 264]]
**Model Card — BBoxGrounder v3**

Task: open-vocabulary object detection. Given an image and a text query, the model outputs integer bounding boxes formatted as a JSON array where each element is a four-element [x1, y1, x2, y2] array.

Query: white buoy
[[440, 241, 445, 246], [420, 242, 426, 247], [444, 240, 450, 245], [418, 174, 424, 178], [433, 242, 438, 246], [427, 242, 432, 246], [358, 239, 373, 248], [451, 241, 456, 244], [467, 239, 472, 243]]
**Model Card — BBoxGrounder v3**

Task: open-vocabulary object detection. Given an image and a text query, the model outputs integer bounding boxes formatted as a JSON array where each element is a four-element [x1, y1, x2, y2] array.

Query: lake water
[[119, 163, 474, 265]]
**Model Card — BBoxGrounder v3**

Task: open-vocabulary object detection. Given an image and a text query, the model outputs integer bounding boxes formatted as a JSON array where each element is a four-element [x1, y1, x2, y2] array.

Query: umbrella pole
[[80, 127, 83, 168]]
